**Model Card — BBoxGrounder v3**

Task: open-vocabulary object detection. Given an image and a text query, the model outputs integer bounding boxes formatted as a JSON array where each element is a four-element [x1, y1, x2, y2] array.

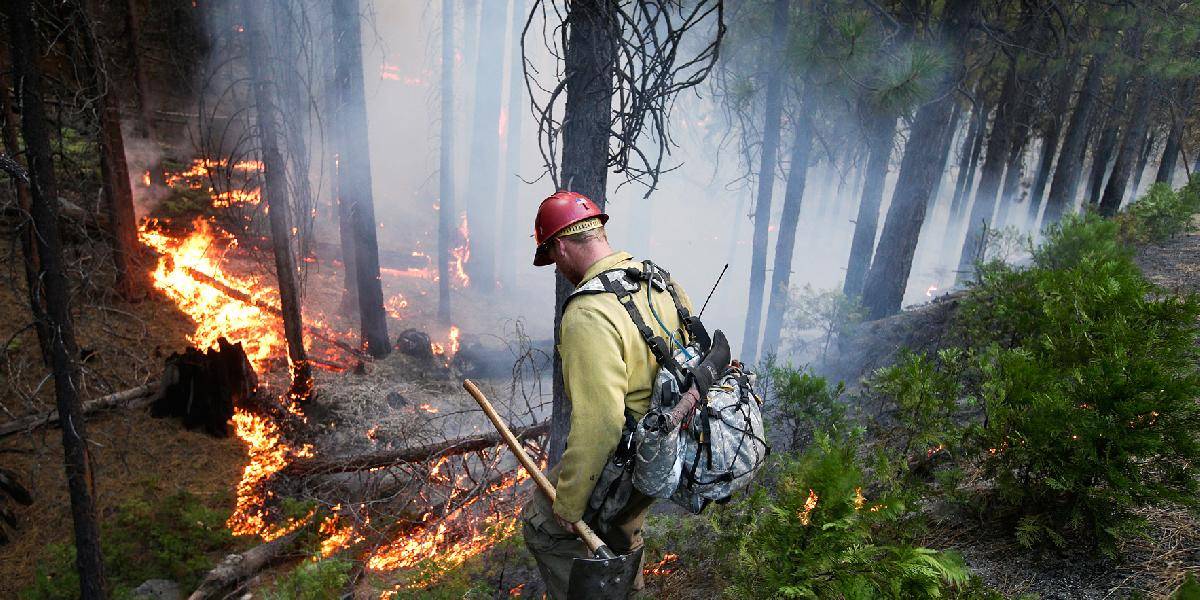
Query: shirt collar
[[577, 250, 633, 288]]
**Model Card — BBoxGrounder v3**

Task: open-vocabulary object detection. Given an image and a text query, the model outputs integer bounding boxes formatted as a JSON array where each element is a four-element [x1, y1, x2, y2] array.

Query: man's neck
[[569, 243, 616, 285]]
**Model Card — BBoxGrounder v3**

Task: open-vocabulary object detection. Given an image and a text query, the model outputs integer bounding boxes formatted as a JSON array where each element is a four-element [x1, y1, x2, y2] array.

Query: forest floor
[[1, 223, 1199, 598]]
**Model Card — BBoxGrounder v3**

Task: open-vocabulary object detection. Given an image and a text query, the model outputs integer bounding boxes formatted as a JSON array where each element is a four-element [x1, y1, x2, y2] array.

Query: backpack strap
[[638, 260, 712, 355], [565, 266, 686, 383]]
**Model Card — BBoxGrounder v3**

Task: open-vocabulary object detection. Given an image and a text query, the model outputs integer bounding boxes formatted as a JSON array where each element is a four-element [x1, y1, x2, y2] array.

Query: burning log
[[152, 338, 255, 437], [181, 265, 366, 361], [281, 420, 549, 477], [0, 382, 160, 439], [187, 527, 307, 600]]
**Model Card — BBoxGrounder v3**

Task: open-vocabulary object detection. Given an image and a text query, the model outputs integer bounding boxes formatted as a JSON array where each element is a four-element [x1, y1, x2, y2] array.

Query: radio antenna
[[698, 263, 729, 318]]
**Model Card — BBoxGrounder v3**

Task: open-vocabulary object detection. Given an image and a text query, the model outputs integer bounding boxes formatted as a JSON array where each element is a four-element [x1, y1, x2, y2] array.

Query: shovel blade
[[566, 545, 643, 599]]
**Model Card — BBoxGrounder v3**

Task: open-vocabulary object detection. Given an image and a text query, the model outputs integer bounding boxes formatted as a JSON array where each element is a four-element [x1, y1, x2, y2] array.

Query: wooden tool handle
[[463, 379, 610, 556]]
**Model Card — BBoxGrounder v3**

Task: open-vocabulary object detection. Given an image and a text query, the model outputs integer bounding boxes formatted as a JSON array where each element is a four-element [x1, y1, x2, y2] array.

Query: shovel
[[464, 379, 643, 600]]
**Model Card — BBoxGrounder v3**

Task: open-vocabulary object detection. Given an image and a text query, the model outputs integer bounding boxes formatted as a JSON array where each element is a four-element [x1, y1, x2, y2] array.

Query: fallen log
[[0, 382, 160, 438], [187, 527, 306, 600], [182, 265, 366, 360], [282, 420, 549, 477]]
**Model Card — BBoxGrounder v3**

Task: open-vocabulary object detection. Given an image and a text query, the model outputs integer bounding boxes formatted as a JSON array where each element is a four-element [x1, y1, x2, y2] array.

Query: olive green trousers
[[519, 487, 653, 599]]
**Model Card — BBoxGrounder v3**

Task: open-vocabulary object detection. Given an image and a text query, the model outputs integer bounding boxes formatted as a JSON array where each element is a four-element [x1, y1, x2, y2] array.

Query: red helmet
[[532, 190, 608, 266]]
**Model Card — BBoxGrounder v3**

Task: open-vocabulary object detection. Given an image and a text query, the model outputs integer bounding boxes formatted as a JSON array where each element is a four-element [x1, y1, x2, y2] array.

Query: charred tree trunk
[[996, 60, 1044, 228], [741, 0, 789, 364], [464, 0, 509, 292], [0, 59, 50, 365], [4, 0, 106, 594], [549, 0, 617, 464], [1129, 128, 1156, 199], [761, 91, 815, 358], [1099, 78, 1153, 216], [1086, 76, 1131, 206], [1155, 84, 1191, 184], [949, 94, 989, 232], [438, 0, 456, 324], [956, 53, 1020, 281], [273, 0, 316, 262], [247, 1, 312, 393], [948, 93, 983, 223], [119, 0, 153, 138], [1043, 54, 1104, 226], [861, 0, 976, 319], [1027, 61, 1077, 225], [333, 0, 391, 357], [498, 0, 526, 290], [77, 0, 142, 301], [844, 110, 895, 299]]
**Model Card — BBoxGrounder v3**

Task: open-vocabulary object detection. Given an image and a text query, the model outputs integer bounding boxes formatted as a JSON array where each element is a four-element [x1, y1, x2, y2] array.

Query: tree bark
[[119, 0, 154, 138], [1155, 86, 1189, 184], [1027, 61, 1077, 225], [1086, 75, 1130, 206], [464, 0, 510, 292], [843, 110, 895, 299], [956, 53, 1020, 281], [247, 0, 313, 394], [549, 0, 617, 465], [741, 0, 790, 364], [0, 58, 50, 365], [996, 60, 1044, 229], [333, 0, 391, 357], [949, 93, 989, 231], [4, 0, 106, 594], [1099, 77, 1153, 216], [77, 0, 143, 301], [438, 0, 456, 324], [1043, 54, 1104, 226], [861, 0, 976, 319], [0, 382, 159, 439], [760, 90, 815, 358], [1129, 127, 1156, 199], [273, 0, 316, 263], [499, 0, 526, 290], [187, 528, 305, 600]]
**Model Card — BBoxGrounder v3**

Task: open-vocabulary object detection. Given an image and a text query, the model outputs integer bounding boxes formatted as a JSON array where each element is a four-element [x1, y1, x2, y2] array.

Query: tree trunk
[[438, 0, 456, 324], [0, 57, 51, 365], [741, 0, 790, 364], [499, 0, 526, 290], [760, 90, 815, 358], [956, 54, 1020, 282], [464, 0, 510, 292], [247, 0, 312, 393], [1099, 78, 1153, 216], [1043, 54, 1104, 226], [1027, 61, 1077, 225], [333, 0, 391, 357], [996, 60, 1045, 229], [1155, 88, 1189, 184], [948, 94, 989, 233], [77, 0, 142, 301], [843, 110, 895, 299], [1129, 128, 1156, 199], [273, 0, 316, 262], [861, 0, 976, 319], [1086, 76, 1130, 206], [4, 0, 106, 595], [119, 0, 154, 138], [549, 0, 617, 465]]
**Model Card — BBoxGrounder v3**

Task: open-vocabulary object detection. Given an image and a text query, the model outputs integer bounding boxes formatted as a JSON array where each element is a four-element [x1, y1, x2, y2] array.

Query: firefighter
[[519, 190, 694, 599]]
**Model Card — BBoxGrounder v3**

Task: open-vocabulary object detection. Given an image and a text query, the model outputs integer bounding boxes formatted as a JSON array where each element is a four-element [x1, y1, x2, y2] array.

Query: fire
[[429, 326, 461, 363], [451, 212, 470, 287], [926, 284, 939, 298], [644, 553, 679, 576], [227, 408, 313, 539], [797, 489, 819, 525], [417, 403, 439, 414], [138, 218, 283, 369], [213, 188, 261, 208], [385, 293, 409, 320], [141, 170, 151, 187]]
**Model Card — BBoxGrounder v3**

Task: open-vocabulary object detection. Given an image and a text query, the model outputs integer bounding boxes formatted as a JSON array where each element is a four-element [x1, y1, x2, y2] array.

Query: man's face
[[549, 237, 584, 284]]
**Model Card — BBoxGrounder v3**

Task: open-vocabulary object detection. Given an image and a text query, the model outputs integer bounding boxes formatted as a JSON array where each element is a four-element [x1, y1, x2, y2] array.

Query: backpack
[[568, 260, 769, 517]]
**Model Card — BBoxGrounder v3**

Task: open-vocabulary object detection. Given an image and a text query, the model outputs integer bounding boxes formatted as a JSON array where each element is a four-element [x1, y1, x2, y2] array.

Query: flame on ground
[[138, 218, 283, 370]]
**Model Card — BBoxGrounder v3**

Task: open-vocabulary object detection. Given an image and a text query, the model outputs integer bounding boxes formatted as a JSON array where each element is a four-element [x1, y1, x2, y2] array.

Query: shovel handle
[[463, 379, 610, 556]]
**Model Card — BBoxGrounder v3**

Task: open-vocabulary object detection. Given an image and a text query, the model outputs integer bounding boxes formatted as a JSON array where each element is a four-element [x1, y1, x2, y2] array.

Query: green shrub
[[261, 557, 353, 600], [713, 432, 969, 599], [769, 364, 846, 449], [1119, 182, 1196, 242], [21, 487, 244, 599], [868, 349, 970, 461], [953, 214, 1200, 551]]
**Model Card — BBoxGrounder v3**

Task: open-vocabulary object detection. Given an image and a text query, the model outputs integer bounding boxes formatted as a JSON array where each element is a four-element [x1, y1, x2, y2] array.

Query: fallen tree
[[282, 420, 549, 477], [187, 527, 308, 600], [0, 382, 160, 438]]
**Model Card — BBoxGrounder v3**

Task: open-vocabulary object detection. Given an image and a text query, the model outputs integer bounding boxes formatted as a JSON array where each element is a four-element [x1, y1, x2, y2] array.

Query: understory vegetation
[[646, 181, 1200, 598]]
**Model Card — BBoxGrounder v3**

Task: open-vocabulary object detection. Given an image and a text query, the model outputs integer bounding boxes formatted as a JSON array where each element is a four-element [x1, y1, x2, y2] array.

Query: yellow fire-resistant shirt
[[552, 250, 695, 523]]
